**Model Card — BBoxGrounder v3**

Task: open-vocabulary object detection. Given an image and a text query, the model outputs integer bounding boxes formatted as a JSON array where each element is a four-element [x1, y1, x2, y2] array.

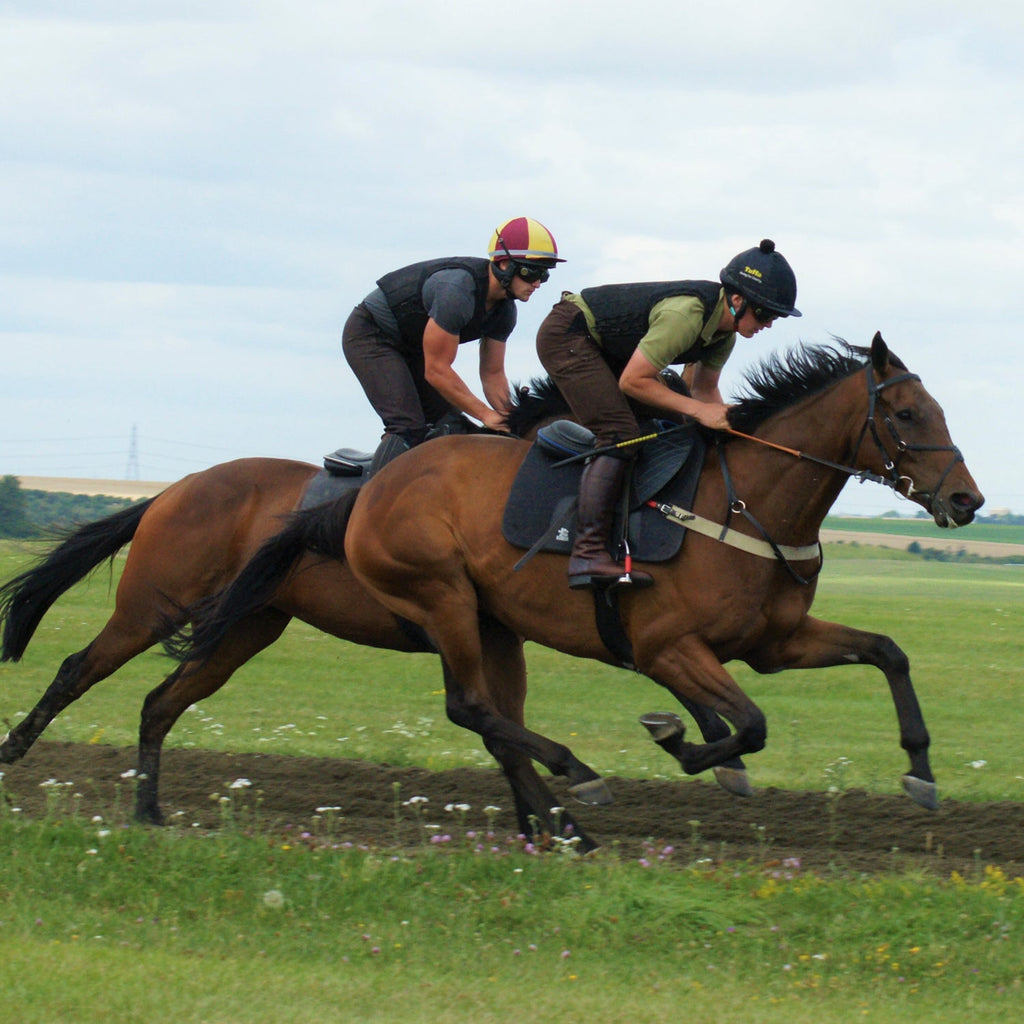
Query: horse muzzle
[[918, 485, 985, 528]]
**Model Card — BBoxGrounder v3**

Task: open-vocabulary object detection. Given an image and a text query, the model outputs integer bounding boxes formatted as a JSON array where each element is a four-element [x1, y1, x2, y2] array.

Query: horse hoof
[[901, 774, 939, 811], [712, 765, 754, 798], [569, 777, 614, 806], [638, 711, 685, 742], [0, 735, 24, 764]]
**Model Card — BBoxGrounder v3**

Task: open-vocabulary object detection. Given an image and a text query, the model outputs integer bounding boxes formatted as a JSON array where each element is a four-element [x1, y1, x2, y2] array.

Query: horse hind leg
[[434, 609, 611, 848], [475, 619, 600, 853], [0, 611, 156, 763], [136, 608, 290, 825], [1, 647, 93, 762]]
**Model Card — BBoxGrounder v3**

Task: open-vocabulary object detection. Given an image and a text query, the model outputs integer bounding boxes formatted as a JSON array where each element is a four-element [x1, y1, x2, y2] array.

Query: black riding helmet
[[720, 239, 801, 318]]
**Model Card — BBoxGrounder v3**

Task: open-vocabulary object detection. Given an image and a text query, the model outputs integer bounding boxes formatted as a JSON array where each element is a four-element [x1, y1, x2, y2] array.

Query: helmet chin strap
[[493, 263, 517, 299], [728, 294, 749, 326]]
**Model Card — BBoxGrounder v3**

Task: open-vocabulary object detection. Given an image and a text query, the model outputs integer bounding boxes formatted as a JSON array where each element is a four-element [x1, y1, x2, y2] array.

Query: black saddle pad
[[502, 427, 705, 564], [300, 468, 363, 510]]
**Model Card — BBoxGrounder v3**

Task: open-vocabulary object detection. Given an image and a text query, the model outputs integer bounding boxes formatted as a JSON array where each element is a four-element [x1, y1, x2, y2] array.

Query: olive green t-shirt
[[569, 290, 736, 371]]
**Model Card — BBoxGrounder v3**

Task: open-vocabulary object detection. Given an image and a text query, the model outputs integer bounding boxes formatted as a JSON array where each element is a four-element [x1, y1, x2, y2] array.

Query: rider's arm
[[478, 337, 511, 416], [619, 350, 731, 430], [422, 321, 509, 431]]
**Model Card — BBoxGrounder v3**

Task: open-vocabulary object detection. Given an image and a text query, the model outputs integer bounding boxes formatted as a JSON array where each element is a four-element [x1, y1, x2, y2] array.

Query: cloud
[[0, 2, 1020, 515]]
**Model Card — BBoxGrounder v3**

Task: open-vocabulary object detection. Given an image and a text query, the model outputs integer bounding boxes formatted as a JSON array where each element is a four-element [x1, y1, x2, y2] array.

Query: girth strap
[[646, 500, 821, 562]]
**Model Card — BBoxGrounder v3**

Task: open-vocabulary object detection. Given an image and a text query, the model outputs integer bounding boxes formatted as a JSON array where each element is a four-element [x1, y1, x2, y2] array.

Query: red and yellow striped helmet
[[488, 217, 565, 267]]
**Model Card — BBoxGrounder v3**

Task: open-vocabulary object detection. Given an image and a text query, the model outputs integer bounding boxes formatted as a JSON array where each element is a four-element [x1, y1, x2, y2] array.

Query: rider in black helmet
[[536, 238, 801, 590]]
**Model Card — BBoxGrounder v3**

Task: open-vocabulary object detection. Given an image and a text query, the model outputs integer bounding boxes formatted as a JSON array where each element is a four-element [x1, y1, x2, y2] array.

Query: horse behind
[[2, 377, 738, 843], [0, 381, 598, 828], [178, 333, 982, 849]]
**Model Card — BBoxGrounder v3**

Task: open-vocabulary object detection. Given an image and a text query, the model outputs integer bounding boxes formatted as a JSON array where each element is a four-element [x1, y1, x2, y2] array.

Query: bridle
[[706, 359, 965, 585], [726, 361, 965, 503]]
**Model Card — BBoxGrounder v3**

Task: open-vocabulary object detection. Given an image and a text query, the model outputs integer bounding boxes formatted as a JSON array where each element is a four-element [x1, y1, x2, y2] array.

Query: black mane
[[727, 341, 904, 434], [506, 376, 569, 437]]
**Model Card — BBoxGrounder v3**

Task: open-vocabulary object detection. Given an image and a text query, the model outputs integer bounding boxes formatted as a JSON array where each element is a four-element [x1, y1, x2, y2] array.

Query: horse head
[[861, 332, 983, 527]]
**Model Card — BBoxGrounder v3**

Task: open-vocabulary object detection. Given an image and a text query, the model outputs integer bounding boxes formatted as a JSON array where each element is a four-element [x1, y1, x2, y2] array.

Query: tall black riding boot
[[567, 455, 653, 590], [368, 433, 411, 477]]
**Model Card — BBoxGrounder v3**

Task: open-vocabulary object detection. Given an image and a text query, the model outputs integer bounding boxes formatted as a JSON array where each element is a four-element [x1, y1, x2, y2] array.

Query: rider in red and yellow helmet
[[342, 217, 563, 473]]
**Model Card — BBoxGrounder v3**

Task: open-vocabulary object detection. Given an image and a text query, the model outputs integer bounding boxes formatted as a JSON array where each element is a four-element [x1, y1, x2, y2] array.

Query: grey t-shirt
[[363, 268, 516, 345]]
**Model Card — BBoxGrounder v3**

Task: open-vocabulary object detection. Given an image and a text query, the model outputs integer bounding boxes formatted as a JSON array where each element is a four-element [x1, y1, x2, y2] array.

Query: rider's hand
[[479, 408, 511, 434], [692, 402, 733, 431]]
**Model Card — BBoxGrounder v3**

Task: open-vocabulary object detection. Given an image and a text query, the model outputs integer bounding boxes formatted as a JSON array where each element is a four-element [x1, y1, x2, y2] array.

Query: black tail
[[164, 490, 359, 666], [0, 498, 155, 662]]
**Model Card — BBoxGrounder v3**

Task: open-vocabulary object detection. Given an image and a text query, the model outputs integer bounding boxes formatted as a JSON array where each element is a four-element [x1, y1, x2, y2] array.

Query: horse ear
[[870, 331, 889, 373]]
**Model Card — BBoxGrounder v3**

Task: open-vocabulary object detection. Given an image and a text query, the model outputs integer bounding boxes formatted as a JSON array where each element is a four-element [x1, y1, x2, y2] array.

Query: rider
[[342, 217, 564, 474], [536, 238, 801, 590]]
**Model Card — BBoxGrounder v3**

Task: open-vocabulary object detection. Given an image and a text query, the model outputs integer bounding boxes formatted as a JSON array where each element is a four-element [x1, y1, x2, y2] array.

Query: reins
[[645, 360, 966, 585]]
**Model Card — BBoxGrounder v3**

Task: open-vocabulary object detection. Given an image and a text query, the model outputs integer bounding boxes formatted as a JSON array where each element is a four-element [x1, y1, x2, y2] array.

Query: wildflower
[[228, 778, 252, 789], [262, 889, 285, 909], [120, 769, 138, 779], [969, 760, 987, 769]]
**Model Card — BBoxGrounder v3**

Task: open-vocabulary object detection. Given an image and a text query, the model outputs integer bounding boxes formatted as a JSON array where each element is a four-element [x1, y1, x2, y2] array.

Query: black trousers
[[341, 304, 453, 444]]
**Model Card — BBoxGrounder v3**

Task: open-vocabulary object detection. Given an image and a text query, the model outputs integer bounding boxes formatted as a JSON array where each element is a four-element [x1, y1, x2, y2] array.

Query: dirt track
[[6, 740, 1022, 876]]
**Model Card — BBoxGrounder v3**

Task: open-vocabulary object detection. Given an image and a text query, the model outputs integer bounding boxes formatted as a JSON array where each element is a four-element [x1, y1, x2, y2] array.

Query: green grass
[[823, 514, 1024, 545], [3, 540, 1024, 1022], [0, 806, 1021, 1023], [2, 542, 1023, 803]]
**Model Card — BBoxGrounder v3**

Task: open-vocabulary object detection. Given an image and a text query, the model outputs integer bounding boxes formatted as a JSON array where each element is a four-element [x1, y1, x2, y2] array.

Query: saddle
[[307, 412, 483, 510], [501, 420, 706, 565]]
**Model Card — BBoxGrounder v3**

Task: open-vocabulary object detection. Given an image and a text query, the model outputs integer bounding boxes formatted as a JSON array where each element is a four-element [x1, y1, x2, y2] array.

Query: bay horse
[[174, 334, 982, 849], [0, 379, 737, 836]]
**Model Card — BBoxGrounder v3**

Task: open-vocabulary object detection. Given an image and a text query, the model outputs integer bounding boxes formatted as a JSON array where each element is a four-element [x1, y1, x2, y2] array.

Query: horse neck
[[722, 373, 870, 538]]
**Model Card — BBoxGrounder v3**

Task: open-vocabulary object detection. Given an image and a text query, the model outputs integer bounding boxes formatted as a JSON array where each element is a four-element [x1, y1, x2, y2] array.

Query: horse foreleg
[[136, 609, 291, 824], [753, 615, 936, 809], [642, 687, 753, 797], [637, 641, 767, 777]]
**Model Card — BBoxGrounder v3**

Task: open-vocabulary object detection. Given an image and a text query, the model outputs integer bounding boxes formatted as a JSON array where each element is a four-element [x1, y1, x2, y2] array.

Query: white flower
[[262, 889, 285, 909], [229, 778, 252, 789]]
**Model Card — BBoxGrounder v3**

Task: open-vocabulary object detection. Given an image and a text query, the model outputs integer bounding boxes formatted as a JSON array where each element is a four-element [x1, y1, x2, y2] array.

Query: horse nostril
[[953, 491, 984, 512]]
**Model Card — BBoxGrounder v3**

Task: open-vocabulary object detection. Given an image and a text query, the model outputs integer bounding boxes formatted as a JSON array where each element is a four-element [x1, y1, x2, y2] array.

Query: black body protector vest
[[579, 279, 727, 365], [376, 257, 497, 351]]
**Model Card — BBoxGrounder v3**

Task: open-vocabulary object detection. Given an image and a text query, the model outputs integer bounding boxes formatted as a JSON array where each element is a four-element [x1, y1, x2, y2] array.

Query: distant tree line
[[0, 475, 136, 538]]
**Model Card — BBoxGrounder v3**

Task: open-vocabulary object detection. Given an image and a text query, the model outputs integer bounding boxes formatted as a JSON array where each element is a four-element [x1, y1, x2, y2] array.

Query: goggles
[[751, 304, 782, 323], [513, 262, 550, 284]]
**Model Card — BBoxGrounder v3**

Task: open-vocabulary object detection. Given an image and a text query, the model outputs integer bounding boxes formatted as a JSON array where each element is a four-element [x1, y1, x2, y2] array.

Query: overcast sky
[[1, 1, 1021, 517]]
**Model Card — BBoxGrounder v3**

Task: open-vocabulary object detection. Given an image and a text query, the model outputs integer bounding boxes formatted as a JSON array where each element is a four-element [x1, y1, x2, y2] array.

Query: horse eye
[[896, 409, 914, 422]]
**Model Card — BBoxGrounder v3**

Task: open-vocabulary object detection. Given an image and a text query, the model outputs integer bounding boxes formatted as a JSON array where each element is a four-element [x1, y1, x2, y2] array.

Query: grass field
[[1, 537, 1022, 1022], [823, 513, 1024, 546], [1, 539, 1021, 802]]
